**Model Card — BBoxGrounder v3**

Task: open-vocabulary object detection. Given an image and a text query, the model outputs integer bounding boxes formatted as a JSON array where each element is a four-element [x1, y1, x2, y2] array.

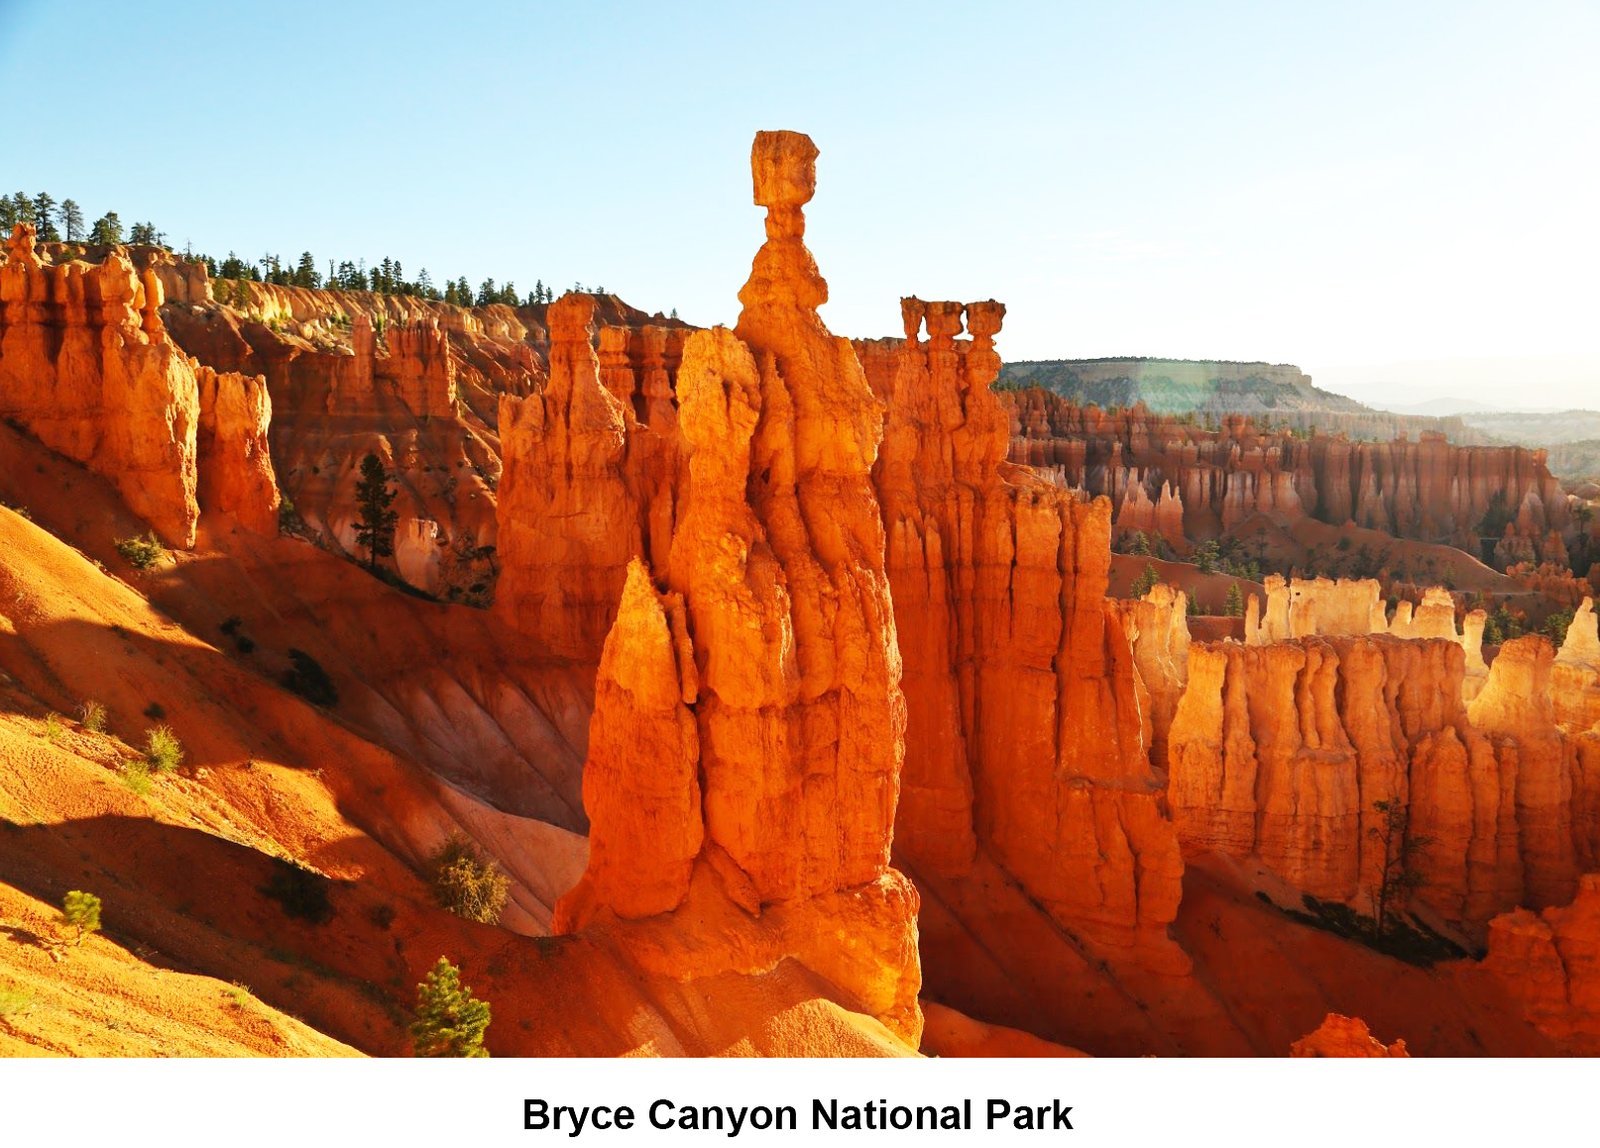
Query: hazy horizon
[[2, 1, 1593, 407]]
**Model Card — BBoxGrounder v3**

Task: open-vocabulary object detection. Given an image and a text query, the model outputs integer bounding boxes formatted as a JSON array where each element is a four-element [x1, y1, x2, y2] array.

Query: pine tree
[[456, 276, 472, 305], [60, 890, 102, 946], [1367, 798, 1435, 935], [1131, 563, 1161, 598], [410, 956, 491, 1058], [10, 192, 35, 227], [87, 211, 123, 245], [1224, 583, 1244, 617], [0, 195, 15, 232], [533, 279, 546, 305], [417, 267, 433, 295], [353, 452, 398, 572], [294, 251, 320, 288], [476, 278, 496, 307], [32, 194, 60, 241], [129, 221, 157, 245], [499, 280, 517, 305], [59, 198, 84, 242]]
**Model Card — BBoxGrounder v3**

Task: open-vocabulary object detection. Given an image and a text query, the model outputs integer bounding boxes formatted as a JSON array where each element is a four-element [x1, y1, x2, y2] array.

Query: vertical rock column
[[552, 132, 920, 1042]]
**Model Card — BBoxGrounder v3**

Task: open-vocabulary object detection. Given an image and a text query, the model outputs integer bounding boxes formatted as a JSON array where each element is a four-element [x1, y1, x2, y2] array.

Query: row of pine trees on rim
[[1, 190, 611, 309], [1, 191, 151, 246]]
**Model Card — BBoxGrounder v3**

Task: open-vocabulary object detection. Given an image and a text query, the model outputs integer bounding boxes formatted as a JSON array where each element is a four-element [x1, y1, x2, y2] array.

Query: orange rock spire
[[552, 132, 920, 1043]]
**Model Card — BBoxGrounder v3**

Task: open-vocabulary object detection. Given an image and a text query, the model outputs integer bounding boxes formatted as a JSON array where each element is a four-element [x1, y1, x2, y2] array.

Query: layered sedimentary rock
[[1006, 396, 1570, 565], [157, 272, 519, 598], [552, 132, 921, 1042], [1484, 873, 1600, 1054], [383, 317, 457, 419], [494, 293, 678, 663], [1244, 575, 1388, 643], [1114, 477, 1186, 550], [1243, 575, 1489, 696], [147, 245, 689, 600], [1289, 1013, 1408, 1057], [859, 298, 1183, 965], [0, 224, 200, 545], [1168, 626, 1583, 937], [194, 364, 279, 534]]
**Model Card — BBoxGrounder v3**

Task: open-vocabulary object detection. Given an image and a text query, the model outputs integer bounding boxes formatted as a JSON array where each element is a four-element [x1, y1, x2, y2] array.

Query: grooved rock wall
[[0, 224, 199, 545], [1168, 629, 1586, 937], [493, 293, 679, 664], [860, 299, 1183, 966]]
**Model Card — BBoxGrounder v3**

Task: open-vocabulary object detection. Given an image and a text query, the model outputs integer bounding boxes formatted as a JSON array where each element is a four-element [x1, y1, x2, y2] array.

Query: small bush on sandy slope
[[144, 725, 183, 773], [78, 699, 107, 733], [60, 890, 101, 946], [114, 533, 164, 570], [429, 837, 508, 926]]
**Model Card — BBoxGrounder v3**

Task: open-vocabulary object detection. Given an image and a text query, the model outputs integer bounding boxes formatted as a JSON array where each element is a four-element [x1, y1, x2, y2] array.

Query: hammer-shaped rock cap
[[751, 131, 819, 208]]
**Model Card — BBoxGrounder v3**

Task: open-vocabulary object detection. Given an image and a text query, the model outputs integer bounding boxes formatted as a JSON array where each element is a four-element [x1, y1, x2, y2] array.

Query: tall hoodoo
[[553, 132, 920, 1042], [194, 363, 280, 535], [0, 223, 200, 545]]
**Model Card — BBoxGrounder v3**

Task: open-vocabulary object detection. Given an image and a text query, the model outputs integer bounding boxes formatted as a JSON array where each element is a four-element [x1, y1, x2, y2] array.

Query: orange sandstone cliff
[[0, 224, 200, 545], [858, 300, 1182, 967]]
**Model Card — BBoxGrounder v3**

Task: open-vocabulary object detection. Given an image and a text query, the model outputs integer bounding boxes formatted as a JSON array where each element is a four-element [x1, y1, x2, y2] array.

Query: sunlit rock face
[[0, 223, 200, 545]]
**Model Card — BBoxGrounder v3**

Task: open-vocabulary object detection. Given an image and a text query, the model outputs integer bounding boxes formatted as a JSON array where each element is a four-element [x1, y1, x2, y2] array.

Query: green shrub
[[42, 712, 64, 744], [144, 725, 183, 773], [79, 699, 107, 733], [114, 533, 165, 570], [411, 956, 491, 1058], [429, 837, 509, 925], [60, 890, 102, 946]]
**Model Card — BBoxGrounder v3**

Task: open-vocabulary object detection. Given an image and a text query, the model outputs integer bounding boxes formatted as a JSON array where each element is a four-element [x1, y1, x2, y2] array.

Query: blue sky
[[2, 1, 1595, 405]]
